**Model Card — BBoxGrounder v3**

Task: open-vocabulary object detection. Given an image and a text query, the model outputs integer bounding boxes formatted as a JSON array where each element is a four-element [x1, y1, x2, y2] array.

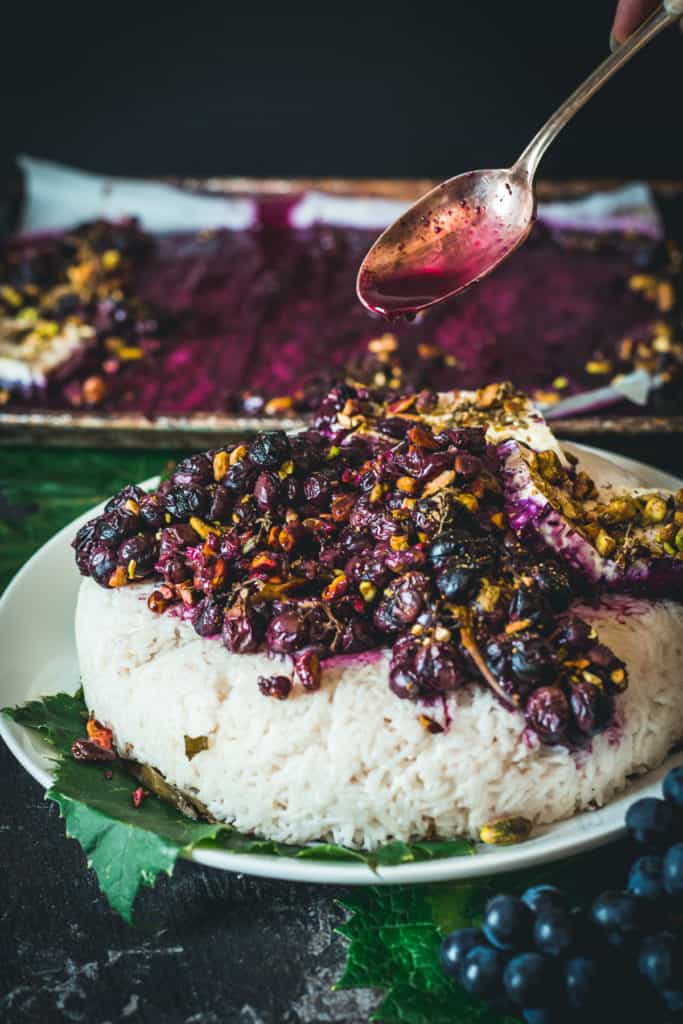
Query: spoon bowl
[[356, 167, 535, 317], [357, 2, 680, 318]]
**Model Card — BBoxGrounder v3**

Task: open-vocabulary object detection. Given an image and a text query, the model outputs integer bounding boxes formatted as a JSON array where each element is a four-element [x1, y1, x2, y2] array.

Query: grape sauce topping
[[72, 382, 681, 747], [2, 214, 682, 415]]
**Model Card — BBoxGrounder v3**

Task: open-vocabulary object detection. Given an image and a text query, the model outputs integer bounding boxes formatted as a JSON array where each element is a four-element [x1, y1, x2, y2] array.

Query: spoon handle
[[515, 2, 681, 179]]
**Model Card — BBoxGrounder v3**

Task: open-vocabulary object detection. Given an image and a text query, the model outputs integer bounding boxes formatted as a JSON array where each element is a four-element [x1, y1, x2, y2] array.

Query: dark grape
[[257, 675, 292, 700], [662, 989, 683, 1012], [266, 610, 306, 654], [533, 908, 575, 957], [482, 894, 533, 951], [436, 557, 478, 602], [503, 952, 556, 1008], [117, 532, 157, 575], [564, 955, 602, 1011], [510, 638, 554, 685], [663, 843, 683, 897], [663, 765, 683, 811], [569, 680, 613, 738], [627, 855, 665, 903], [88, 545, 119, 588], [638, 932, 682, 991], [590, 890, 642, 947], [248, 431, 290, 468], [193, 597, 223, 637], [522, 1009, 567, 1024], [524, 686, 570, 745], [104, 484, 145, 513], [625, 797, 676, 846], [522, 885, 567, 917], [460, 945, 507, 999], [172, 453, 212, 486], [439, 928, 483, 982], [427, 529, 469, 567], [164, 486, 208, 522]]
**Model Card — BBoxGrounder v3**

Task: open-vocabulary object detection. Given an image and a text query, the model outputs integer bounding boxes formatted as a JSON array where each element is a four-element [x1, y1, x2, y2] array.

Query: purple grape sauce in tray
[[0, 180, 682, 444]]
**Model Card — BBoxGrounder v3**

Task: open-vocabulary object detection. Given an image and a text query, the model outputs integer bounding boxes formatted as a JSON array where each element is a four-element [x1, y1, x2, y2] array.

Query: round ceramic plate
[[1, 444, 682, 886]]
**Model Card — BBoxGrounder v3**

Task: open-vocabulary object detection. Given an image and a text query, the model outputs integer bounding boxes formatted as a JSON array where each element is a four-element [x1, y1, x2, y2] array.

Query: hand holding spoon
[[357, 1, 683, 318]]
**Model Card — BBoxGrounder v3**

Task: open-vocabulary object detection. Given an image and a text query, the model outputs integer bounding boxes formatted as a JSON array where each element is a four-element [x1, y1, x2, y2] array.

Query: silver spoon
[[357, 0, 683, 318]]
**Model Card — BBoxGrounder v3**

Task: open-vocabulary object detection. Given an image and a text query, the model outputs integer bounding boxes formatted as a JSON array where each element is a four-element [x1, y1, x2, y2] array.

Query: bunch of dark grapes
[[440, 764, 683, 1022]]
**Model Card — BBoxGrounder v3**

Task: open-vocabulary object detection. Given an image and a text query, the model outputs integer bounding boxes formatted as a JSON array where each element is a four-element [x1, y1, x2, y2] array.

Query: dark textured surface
[[0, 740, 380, 1023]]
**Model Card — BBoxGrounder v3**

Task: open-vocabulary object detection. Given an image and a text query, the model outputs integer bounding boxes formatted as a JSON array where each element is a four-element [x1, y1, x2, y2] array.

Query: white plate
[[1, 444, 682, 886]]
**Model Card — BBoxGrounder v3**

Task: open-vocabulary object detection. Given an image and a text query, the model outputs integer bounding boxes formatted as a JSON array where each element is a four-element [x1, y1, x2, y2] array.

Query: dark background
[[1, 3, 681, 181]]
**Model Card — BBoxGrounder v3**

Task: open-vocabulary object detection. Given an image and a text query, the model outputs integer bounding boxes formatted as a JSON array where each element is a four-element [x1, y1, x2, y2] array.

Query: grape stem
[[460, 622, 516, 707]]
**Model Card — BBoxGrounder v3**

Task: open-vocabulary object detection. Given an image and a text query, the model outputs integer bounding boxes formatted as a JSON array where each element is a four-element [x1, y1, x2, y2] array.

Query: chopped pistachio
[[189, 516, 220, 540], [629, 273, 657, 292], [480, 815, 532, 846], [585, 359, 612, 375], [619, 337, 634, 360], [422, 470, 456, 499], [595, 529, 616, 558], [641, 495, 669, 524], [108, 566, 128, 588], [559, 496, 581, 520], [101, 249, 121, 270], [657, 281, 674, 312], [610, 667, 627, 691], [1, 285, 22, 307], [213, 450, 230, 481], [229, 444, 248, 465], [418, 714, 444, 734], [416, 342, 442, 360], [476, 581, 501, 613], [534, 389, 560, 406], [367, 333, 398, 354], [389, 534, 409, 552], [573, 471, 596, 501], [451, 492, 476, 514], [397, 476, 418, 494], [600, 497, 637, 525], [536, 450, 564, 484], [264, 395, 293, 415], [184, 735, 209, 760], [657, 523, 676, 545], [653, 334, 671, 353], [117, 345, 144, 361]]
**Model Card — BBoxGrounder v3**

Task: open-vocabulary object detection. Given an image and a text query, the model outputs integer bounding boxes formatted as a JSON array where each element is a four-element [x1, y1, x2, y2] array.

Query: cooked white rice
[[76, 579, 683, 847]]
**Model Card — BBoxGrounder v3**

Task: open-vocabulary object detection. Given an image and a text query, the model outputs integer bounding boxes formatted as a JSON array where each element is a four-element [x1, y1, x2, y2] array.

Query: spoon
[[357, 0, 683, 318]]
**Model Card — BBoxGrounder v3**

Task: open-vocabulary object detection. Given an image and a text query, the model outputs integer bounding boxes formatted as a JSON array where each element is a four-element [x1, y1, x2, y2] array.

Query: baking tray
[[1, 175, 682, 449]]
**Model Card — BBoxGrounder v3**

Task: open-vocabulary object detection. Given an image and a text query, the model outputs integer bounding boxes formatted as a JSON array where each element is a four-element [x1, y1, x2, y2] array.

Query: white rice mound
[[76, 578, 683, 847]]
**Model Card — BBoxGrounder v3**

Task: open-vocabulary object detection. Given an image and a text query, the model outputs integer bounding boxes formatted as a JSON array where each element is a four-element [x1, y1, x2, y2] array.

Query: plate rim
[[1, 442, 682, 886]]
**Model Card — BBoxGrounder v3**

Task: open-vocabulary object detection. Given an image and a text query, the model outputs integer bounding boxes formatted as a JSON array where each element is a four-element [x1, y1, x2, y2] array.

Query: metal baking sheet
[[1, 175, 682, 448]]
